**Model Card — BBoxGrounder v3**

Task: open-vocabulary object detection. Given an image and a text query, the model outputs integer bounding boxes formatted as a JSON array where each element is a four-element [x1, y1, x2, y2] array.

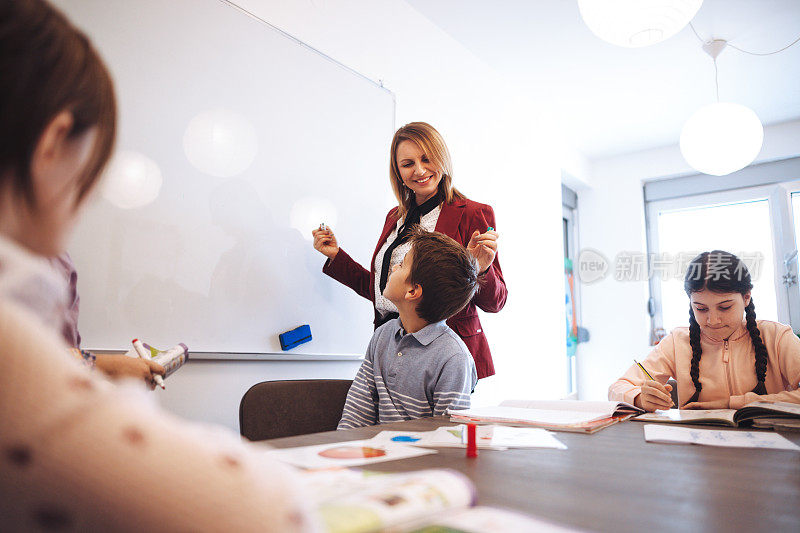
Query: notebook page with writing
[[644, 424, 800, 451]]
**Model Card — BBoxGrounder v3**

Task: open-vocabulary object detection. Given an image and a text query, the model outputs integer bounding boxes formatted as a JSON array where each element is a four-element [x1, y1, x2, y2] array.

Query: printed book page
[[263, 439, 436, 469], [301, 468, 474, 533], [735, 401, 800, 424], [643, 424, 800, 451], [300, 469, 579, 533]]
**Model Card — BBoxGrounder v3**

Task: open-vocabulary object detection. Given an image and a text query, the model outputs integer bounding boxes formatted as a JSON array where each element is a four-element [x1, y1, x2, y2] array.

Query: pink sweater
[[0, 301, 315, 531], [609, 320, 800, 409]]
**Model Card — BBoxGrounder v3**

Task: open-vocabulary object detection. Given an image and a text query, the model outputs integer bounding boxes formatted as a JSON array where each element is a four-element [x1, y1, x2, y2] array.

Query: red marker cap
[[466, 423, 478, 458]]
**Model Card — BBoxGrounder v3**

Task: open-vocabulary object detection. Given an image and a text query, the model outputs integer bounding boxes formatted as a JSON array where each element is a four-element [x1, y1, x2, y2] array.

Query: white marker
[[132, 338, 165, 389], [319, 222, 327, 231]]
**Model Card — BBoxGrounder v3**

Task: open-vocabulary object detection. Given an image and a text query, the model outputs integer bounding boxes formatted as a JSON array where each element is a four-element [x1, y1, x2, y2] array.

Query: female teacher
[[312, 122, 507, 379]]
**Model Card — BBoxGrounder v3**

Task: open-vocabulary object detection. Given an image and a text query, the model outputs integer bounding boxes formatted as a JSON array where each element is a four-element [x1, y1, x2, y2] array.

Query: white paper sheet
[[483, 426, 568, 450], [264, 439, 436, 468], [644, 424, 800, 451], [366, 425, 567, 450], [364, 427, 505, 449]]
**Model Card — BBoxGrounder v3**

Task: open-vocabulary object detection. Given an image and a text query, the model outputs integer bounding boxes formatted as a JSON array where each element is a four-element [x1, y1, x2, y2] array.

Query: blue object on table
[[279, 325, 312, 351]]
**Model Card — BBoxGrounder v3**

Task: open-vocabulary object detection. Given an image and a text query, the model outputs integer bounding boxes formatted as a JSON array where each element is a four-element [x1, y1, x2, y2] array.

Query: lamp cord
[[689, 22, 800, 56]]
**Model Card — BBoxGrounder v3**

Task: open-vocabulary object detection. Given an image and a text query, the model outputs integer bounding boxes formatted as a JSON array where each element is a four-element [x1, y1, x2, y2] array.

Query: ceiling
[[405, 0, 800, 159]]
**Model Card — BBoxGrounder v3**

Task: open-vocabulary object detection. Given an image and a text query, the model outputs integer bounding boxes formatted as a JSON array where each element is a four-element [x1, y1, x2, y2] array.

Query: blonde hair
[[389, 122, 465, 218]]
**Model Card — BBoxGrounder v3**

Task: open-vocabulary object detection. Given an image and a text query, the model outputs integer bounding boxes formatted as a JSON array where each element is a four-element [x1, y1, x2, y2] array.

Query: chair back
[[239, 379, 353, 441], [667, 378, 679, 407]]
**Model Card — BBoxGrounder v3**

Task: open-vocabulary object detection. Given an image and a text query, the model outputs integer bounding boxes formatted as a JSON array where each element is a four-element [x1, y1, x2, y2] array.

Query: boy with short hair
[[338, 227, 479, 429]]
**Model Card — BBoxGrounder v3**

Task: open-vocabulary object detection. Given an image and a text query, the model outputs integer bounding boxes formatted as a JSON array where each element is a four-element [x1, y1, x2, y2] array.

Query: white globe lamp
[[680, 102, 763, 176], [578, 0, 703, 47]]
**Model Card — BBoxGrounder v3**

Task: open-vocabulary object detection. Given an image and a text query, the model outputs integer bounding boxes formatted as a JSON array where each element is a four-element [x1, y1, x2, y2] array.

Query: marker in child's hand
[[466, 423, 478, 458], [319, 223, 327, 231], [487, 226, 494, 232], [133, 338, 165, 389]]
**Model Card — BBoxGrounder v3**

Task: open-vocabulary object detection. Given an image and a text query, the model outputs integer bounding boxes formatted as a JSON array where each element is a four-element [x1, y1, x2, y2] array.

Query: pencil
[[634, 359, 655, 381]]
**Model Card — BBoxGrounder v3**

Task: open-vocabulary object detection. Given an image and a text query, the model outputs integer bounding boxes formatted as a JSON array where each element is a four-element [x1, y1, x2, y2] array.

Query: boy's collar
[[395, 319, 449, 346]]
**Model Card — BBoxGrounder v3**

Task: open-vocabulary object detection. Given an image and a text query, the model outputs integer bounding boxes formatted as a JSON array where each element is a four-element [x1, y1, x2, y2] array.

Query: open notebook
[[633, 401, 800, 428], [447, 400, 643, 434]]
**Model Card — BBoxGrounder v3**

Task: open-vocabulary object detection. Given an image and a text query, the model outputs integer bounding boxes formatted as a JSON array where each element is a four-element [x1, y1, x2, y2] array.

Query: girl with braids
[[609, 251, 800, 411]]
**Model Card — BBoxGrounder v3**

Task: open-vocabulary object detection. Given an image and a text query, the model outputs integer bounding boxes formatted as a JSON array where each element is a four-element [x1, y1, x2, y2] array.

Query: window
[[644, 157, 800, 335], [562, 184, 579, 396]]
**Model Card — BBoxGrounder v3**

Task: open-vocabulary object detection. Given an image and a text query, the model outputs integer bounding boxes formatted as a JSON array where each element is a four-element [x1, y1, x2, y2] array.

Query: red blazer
[[322, 198, 507, 378]]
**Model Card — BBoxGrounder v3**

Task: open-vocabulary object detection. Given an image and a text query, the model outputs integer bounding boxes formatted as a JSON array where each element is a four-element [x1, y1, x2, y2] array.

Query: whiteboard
[[58, 0, 395, 355]]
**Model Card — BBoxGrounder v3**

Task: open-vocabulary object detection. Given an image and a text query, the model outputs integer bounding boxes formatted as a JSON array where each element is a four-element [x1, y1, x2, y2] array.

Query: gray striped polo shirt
[[338, 318, 477, 429]]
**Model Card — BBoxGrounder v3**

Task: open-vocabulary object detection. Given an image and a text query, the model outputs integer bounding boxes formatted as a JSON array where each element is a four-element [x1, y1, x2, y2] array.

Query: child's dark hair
[[683, 250, 768, 404], [407, 227, 479, 323], [0, 0, 117, 208]]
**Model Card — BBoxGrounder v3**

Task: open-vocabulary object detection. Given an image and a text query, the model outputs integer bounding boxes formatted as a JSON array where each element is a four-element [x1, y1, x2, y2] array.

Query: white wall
[[153, 0, 568, 429], [575, 119, 800, 401]]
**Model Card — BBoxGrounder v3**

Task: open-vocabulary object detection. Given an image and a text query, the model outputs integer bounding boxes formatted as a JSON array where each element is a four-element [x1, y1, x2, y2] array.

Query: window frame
[[645, 165, 800, 334], [562, 187, 579, 397]]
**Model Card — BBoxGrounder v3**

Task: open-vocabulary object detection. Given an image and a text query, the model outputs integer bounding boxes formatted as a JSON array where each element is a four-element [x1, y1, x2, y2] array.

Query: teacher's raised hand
[[467, 229, 498, 273], [312, 226, 339, 260]]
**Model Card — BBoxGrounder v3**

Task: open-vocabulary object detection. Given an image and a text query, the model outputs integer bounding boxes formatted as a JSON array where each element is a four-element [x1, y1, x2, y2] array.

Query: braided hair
[[683, 251, 769, 404]]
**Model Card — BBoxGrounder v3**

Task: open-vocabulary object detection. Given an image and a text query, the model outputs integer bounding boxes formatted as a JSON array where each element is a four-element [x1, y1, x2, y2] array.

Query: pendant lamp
[[679, 40, 763, 176], [578, 0, 703, 48]]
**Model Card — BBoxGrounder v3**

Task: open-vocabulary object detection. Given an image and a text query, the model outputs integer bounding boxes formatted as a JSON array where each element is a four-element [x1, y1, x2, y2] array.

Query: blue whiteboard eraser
[[279, 325, 312, 351]]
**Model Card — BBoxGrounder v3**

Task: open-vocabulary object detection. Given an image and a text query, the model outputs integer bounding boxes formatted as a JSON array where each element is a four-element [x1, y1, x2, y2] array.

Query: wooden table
[[267, 417, 800, 532]]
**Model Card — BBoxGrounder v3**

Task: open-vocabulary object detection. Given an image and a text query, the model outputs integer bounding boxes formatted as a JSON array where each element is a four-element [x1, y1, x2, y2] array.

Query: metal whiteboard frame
[[221, 0, 396, 120]]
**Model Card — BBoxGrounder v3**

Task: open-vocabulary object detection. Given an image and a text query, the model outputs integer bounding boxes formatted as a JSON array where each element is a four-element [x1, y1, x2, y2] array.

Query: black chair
[[239, 379, 353, 441], [667, 378, 679, 407]]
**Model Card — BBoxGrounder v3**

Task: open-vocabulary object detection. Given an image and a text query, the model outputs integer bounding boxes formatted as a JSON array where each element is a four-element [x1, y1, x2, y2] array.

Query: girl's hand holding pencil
[[636, 380, 674, 412], [632, 358, 674, 412]]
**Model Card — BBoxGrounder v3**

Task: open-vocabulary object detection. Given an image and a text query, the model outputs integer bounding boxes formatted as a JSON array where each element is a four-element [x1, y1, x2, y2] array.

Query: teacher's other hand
[[467, 229, 498, 273], [312, 227, 339, 260]]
